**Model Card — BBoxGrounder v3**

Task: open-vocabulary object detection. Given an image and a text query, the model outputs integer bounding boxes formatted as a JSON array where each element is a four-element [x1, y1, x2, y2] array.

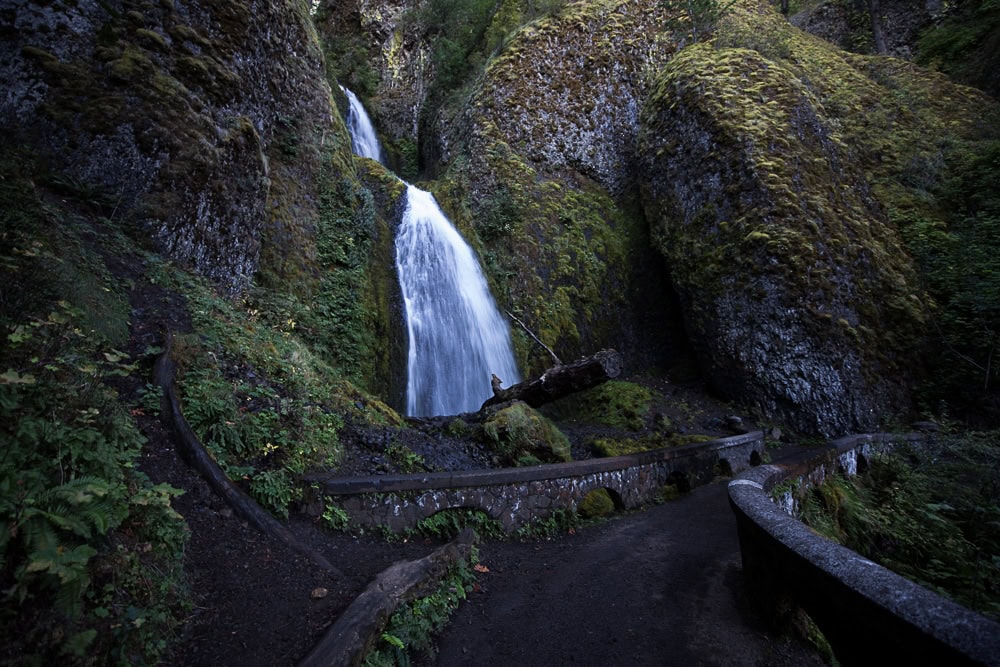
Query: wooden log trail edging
[[728, 434, 1000, 666], [299, 528, 475, 667], [154, 332, 342, 577]]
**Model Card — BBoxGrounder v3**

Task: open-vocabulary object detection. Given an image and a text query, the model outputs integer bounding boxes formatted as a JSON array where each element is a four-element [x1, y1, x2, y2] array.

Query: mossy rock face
[[414, 0, 687, 376], [637, 1, 996, 435], [461, 0, 674, 194], [3, 0, 348, 294], [482, 401, 572, 465]]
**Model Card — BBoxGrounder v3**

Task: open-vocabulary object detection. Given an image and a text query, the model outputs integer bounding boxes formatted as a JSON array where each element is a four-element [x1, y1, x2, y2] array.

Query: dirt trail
[[435, 479, 824, 666]]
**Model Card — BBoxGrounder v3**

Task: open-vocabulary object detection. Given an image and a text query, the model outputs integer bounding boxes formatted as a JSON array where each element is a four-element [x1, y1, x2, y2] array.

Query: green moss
[[544, 381, 654, 431], [578, 488, 616, 518], [20, 45, 58, 63], [590, 432, 714, 457], [482, 401, 572, 465], [109, 43, 155, 81], [134, 27, 168, 50]]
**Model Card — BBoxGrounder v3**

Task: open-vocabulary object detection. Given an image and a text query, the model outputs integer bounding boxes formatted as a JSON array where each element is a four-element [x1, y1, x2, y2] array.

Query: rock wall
[[316, 0, 429, 165], [317, 431, 764, 532], [1, 0, 345, 292], [638, 3, 993, 435], [467, 0, 673, 196]]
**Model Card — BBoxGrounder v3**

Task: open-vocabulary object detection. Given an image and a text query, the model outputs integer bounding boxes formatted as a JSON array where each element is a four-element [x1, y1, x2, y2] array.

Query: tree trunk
[[480, 349, 623, 412], [867, 0, 889, 54]]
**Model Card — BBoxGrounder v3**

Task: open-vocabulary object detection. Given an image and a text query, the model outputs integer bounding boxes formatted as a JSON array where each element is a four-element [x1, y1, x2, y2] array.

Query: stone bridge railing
[[728, 434, 1000, 666], [309, 431, 764, 533]]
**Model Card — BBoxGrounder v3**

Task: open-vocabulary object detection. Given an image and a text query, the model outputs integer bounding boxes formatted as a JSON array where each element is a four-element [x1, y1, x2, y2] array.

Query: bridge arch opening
[[749, 449, 762, 466], [669, 470, 692, 493], [578, 487, 623, 518]]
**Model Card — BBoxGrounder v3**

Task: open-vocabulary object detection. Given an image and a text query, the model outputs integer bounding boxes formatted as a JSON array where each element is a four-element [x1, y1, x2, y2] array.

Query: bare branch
[[506, 310, 562, 366]]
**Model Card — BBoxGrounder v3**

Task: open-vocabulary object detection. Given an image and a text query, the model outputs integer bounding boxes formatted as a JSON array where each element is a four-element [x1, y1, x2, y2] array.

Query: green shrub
[[0, 180, 189, 662], [578, 488, 616, 518], [798, 432, 1000, 620], [412, 509, 505, 541]]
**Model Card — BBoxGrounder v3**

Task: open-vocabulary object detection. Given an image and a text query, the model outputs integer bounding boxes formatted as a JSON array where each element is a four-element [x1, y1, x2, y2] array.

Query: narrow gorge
[[1, 0, 998, 663]]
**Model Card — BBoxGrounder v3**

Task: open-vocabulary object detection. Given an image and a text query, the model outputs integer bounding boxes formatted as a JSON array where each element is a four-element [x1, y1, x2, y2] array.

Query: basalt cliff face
[[329, 0, 996, 435], [2, 0, 345, 292], [4, 0, 996, 435]]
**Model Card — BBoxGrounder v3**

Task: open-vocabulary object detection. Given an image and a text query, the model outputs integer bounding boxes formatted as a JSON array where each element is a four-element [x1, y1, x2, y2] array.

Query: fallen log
[[154, 332, 342, 577], [299, 528, 475, 667], [480, 348, 622, 412]]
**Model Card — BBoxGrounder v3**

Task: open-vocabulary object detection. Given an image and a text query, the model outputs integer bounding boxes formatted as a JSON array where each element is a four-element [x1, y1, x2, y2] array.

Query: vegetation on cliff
[[797, 431, 1000, 620]]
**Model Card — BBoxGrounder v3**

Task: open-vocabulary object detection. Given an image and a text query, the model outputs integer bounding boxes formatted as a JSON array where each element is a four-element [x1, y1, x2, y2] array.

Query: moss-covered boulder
[[482, 401, 572, 465], [578, 488, 616, 518], [637, 2, 995, 435]]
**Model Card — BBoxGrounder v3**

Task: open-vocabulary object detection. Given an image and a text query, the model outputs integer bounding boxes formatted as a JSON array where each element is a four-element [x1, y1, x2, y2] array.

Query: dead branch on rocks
[[506, 310, 561, 365], [481, 348, 622, 412]]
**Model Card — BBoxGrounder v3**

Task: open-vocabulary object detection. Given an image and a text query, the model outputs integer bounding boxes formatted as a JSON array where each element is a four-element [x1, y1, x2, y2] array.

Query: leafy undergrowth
[[0, 160, 190, 663], [797, 431, 1000, 620], [362, 546, 480, 667], [153, 260, 403, 517]]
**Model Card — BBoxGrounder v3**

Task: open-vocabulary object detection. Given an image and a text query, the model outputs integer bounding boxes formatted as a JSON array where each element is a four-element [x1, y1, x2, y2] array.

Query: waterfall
[[396, 185, 520, 415], [340, 88, 520, 415], [341, 86, 382, 163]]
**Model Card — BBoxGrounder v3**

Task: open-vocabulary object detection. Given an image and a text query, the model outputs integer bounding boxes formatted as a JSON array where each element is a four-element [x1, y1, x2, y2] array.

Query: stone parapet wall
[[309, 431, 763, 533], [728, 434, 1000, 665]]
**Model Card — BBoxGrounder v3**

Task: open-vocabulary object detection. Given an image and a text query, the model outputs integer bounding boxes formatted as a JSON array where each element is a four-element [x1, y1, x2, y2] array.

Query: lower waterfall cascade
[[341, 88, 520, 415]]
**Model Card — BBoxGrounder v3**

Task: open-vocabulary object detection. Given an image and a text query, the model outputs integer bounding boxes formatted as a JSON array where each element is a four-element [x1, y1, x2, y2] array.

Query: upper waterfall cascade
[[342, 87, 382, 163], [341, 88, 520, 416]]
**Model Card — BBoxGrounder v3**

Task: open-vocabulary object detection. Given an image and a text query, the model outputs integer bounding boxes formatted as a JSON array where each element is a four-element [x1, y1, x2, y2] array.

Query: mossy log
[[480, 349, 622, 412], [154, 332, 341, 577], [298, 528, 475, 667]]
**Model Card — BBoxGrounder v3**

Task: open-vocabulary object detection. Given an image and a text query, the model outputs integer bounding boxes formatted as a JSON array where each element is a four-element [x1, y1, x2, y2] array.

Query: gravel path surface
[[435, 479, 825, 666]]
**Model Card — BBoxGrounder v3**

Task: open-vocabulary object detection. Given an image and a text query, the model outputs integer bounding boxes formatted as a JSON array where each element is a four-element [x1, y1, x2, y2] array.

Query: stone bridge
[[728, 433, 1000, 665], [309, 431, 764, 532]]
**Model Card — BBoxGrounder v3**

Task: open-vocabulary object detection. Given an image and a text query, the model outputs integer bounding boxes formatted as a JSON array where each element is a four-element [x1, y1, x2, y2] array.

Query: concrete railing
[[727, 434, 1000, 666], [308, 431, 764, 532]]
